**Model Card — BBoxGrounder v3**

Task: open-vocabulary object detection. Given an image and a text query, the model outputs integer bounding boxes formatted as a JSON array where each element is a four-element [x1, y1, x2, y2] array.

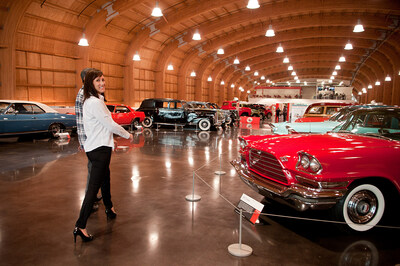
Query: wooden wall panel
[[186, 77, 195, 101]]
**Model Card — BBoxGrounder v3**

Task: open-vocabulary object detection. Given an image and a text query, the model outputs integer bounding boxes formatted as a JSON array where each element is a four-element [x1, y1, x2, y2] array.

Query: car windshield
[[0, 102, 10, 113], [328, 107, 354, 122]]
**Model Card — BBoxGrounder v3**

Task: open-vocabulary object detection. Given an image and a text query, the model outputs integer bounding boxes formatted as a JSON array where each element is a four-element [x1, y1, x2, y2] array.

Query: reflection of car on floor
[[295, 102, 352, 122], [270, 105, 390, 135], [232, 132, 400, 232], [136, 98, 221, 131], [0, 100, 76, 138], [331, 107, 400, 134], [106, 103, 145, 129]]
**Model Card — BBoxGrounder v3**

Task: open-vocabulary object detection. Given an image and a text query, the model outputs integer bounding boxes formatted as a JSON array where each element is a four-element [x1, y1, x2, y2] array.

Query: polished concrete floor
[[0, 124, 400, 266]]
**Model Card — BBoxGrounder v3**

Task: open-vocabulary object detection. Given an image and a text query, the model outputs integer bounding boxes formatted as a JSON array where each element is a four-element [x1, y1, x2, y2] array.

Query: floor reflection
[[0, 136, 78, 181]]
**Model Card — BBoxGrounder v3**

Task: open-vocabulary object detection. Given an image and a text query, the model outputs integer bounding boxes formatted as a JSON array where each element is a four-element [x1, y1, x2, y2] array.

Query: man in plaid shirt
[[75, 68, 102, 206]]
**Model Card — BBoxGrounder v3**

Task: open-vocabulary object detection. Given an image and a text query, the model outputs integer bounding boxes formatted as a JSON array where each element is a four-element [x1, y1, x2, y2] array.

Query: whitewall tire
[[337, 184, 385, 232], [198, 119, 211, 131]]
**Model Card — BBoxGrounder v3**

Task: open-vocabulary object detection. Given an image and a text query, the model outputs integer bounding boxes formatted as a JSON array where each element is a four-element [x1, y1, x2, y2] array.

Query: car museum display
[[231, 132, 400, 232], [0, 100, 76, 138]]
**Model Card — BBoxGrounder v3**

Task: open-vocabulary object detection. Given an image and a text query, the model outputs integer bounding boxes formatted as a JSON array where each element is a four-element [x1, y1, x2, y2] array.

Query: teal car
[[331, 107, 400, 134], [269, 106, 360, 134], [0, 100, 76, 138], [269, 105, 391, 135]]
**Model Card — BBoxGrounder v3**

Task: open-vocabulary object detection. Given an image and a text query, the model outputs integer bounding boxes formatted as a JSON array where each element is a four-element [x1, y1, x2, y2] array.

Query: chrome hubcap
[[347, 190, 377, 224]]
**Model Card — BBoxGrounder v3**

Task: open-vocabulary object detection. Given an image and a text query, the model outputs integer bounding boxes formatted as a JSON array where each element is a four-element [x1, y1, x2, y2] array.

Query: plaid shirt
[[75, 87, 86, 148]]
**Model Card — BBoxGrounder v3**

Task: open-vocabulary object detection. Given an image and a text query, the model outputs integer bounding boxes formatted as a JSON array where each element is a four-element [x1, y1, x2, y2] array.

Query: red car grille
[[248, 148, 288, 184]]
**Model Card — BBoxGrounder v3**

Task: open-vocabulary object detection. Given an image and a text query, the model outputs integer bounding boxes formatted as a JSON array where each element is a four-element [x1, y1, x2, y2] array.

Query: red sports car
[[106, 104, 145, 128], [231, 132, 400, 232]]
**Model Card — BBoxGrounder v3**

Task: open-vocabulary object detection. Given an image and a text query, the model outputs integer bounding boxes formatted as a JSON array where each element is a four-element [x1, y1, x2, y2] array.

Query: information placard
[[236, 194, 264, 224]]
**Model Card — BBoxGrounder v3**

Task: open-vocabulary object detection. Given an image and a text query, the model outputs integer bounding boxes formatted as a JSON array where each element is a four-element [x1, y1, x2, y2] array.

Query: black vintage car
[[136, 98, 221, 131]]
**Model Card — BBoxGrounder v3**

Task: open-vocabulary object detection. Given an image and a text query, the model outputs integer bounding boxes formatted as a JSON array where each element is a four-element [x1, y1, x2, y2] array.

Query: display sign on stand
[[236, 194, 264, 224]]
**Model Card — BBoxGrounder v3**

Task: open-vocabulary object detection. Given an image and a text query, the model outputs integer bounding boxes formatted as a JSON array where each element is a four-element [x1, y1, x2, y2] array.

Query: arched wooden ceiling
[[0, 0, 399, 106]]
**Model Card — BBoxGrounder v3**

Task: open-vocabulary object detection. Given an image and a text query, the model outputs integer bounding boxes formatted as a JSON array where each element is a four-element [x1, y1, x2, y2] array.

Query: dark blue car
[[0, 100, 76, 138]]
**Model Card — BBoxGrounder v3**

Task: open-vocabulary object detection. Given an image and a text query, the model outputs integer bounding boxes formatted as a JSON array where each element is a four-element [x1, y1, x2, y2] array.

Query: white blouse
[[83, 95, 130, 152]]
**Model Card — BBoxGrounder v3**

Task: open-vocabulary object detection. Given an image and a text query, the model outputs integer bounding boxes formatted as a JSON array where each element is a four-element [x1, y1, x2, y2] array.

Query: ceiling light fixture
[[220, 80, 225, 85], [335, 65, 341, 70], [151, 1, 163, 17], [78, 33, 89, 46], [207, 76, 212, 81], [362, 88, 367, 93], [330, 76, 334, 80], [375, 80, 380, 86], [260, 75, 265, 80], [296, 80, 300, 83], [291, 71, 296, 76], [339, 56, 346, 62], [332, 71, 338, 76], [304, 81, 307, 85], [344, 41, 353, 50], [245, 65, 251, 71], [254, 71, 259, 76], [167, 64, 174, 70], [288, 65, 293, 71], [217, 48, 224, 55], [353, 19, 364, 33], [276, 43, 284, 53], [192, 30, 201, 40], [265, 24, 275, 37], [283, 57, 289, 63], [294, 76, 298, 80], [368, 84, 372, 89], [385, 75, 391, 81], [247, 0, 260, 9], [190, 71, 196, 77], [233, 58, 240, 64], [231, 84, 235, 88], [132, 51, 141, 61]]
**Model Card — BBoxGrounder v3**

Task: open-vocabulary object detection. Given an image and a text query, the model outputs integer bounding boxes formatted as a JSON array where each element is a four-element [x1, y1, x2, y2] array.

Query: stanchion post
[[228, 209, 252, 257], [214, 153, 226, 175], [185, 172, 201, 202]]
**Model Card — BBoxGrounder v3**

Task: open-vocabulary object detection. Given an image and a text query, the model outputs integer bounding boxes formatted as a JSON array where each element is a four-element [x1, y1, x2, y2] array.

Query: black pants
[[76, 146, 113, 229]]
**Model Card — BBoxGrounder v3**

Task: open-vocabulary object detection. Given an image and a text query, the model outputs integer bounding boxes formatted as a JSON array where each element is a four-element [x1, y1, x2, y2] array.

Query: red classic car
[[295, 102, 352, 122], [231, 132, 400, 232], [106, 104, 145, 128]]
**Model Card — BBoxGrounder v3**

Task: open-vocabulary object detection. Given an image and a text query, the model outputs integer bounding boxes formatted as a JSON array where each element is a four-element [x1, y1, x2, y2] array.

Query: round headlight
[[309, 158, 321, 173], [239, 139, 248, 150], [300, 155, 310, 168]]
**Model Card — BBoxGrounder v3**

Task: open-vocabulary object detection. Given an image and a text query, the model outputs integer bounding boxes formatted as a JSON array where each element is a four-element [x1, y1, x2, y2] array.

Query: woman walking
[[74, 69, 133, 242]]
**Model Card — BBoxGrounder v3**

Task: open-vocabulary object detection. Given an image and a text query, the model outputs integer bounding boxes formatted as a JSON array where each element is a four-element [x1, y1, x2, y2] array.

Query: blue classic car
[[331, 107, 400, 134], [269, 105, 388, 135], [0, 100, 76, 138]]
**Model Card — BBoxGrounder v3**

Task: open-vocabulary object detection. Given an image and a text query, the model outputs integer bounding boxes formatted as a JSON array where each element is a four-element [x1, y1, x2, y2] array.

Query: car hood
[[245, 133, 400, 156]]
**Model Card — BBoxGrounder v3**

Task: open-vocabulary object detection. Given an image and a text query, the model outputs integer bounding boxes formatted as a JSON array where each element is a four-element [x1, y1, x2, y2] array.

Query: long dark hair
[[83, 69, 104, 102]]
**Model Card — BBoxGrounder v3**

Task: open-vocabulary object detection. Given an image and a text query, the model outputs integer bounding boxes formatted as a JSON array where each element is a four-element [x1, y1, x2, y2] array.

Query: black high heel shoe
[[105, 208, 117, 219], [73, 227, 93, 243]]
